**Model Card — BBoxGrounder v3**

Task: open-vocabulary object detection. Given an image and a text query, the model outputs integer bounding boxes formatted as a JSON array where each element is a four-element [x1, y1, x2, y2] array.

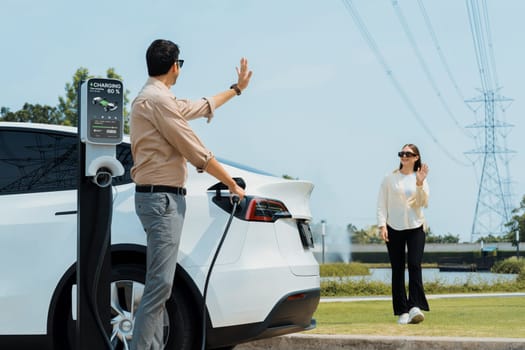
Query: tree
[[57, 67, 89, 126], [57, 67, 130, 132], [350, 224, 382, 244], [475, 234, 507, 244], [2, 67, 130, 132], [426, 231, 460, 244], [106, 67, 130, 132], [0, 103, 62, 124], [505, 194, 525, 245]]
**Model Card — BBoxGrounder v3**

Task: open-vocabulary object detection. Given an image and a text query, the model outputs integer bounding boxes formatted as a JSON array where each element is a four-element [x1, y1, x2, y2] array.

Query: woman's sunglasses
[[398, 151, 417, 158]]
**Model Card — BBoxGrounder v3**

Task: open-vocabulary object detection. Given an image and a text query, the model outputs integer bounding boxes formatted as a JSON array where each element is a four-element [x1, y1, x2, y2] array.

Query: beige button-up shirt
[[130, 77, 216, 187]]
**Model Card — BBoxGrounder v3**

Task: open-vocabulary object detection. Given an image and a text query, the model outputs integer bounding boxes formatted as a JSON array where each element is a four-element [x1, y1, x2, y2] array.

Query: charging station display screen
[[90, 119, 120, 139], [81, 78, 124, 144]]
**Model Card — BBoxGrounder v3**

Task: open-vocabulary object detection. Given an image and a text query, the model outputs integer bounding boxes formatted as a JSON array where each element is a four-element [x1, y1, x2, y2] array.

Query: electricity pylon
[[465, 89, 514, 242]]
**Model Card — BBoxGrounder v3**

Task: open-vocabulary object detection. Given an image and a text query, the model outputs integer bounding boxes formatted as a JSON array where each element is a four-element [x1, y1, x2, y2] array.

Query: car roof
[[0, 121, 77, 133], [0, 122, 273, 176], [0, 121, 131, 142]]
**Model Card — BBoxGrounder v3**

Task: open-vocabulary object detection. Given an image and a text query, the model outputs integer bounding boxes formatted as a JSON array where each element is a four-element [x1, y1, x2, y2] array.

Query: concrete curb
[[236, 334, 525, 350]]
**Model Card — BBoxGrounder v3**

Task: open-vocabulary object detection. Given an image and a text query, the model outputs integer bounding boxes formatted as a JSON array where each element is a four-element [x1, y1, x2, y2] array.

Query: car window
[[0, 128, 133, 195], [114, 143, 133, 185], [0, 129, 77, 194]]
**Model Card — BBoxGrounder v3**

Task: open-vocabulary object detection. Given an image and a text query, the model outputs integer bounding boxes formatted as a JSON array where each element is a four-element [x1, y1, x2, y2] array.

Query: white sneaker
[[408, 307, 425, 324], [397, 313, 409, 325]]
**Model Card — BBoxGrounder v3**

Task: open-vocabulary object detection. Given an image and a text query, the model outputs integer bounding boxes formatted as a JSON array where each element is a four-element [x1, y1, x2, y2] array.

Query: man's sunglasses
[[175, 59, 184, 68], [398, 151, 417, 158]]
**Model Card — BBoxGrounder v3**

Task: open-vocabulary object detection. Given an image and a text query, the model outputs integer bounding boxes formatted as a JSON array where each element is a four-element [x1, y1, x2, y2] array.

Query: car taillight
[[245, 198, 290, 222], [211, 193, 292, 222]]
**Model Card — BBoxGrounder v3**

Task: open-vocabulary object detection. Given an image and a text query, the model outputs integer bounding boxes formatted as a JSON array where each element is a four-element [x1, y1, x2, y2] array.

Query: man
[[129, 39, 252, 350]]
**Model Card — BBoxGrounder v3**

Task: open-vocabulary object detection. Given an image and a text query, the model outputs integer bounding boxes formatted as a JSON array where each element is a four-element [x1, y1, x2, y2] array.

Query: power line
[[466, 0, 495, 92], [391, 0, 468, 136], [416, 0, 467, 104], [481, 0, 500, 90], [341, 0, 469, 166]]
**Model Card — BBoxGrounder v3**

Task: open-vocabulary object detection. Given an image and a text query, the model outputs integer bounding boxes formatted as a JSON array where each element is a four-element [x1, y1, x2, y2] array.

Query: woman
[[377, 144, 430, 325]]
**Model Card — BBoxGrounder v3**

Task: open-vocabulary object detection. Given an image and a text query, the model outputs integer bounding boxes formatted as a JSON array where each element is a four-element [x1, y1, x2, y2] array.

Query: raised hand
[[236, 57, 253, 91], [416, 163, 429, 185]]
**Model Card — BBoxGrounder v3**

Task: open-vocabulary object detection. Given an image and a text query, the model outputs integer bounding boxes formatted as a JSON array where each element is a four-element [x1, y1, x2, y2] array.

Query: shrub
[[321, 274, 525, 297], [517, 270, 525, 284], [321, 279, 390, 297], [491, 257, 525, 274], [320, 262, 370, 277]]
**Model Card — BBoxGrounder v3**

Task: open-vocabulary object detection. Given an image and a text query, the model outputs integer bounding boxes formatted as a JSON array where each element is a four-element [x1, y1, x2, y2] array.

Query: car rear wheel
[[54, 263, 197, 350]]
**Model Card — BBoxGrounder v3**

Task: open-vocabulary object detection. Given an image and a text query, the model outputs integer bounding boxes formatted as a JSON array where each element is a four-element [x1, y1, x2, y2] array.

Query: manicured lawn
[[311, 297, 525, 338]]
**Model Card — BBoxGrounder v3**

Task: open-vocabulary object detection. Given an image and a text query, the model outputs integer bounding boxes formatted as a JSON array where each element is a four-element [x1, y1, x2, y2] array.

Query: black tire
[[53, 263, 197, 350]]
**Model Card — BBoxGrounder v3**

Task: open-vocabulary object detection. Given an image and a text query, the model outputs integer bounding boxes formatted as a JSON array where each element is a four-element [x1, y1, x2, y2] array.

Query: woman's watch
[[230, 83, 241, 96]]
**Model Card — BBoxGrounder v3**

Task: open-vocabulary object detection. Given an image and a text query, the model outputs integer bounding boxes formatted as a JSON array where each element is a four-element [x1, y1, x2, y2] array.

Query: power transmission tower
[[464, 0, 516, 243], [465, 90, 514, 242]]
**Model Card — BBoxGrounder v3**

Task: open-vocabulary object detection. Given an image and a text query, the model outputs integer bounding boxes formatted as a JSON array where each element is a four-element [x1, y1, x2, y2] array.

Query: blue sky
[[2, 0, 524, 243]]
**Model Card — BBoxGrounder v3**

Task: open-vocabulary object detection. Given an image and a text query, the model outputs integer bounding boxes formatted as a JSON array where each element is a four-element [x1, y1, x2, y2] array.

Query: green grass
[[311, 297, 525, 338], [315, 261, 525, 338]]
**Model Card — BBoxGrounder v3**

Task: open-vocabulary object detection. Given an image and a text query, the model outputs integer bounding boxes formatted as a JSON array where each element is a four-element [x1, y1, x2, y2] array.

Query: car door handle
[[55, 210, 78, 216]]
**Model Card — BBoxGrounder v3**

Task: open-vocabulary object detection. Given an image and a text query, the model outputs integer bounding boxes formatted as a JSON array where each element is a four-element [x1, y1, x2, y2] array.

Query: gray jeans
[[131, 192, 186, 350]]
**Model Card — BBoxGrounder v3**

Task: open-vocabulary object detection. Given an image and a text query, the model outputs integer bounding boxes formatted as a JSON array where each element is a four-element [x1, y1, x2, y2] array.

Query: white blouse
[[377, 169, 429, 231]]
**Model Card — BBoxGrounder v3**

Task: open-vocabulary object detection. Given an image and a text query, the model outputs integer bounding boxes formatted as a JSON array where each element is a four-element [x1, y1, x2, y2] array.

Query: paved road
[[320, 291, 525, 303]]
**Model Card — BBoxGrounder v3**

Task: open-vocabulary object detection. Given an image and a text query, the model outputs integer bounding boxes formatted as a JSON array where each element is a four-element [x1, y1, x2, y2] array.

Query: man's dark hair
[[146, 39, 180, 77]]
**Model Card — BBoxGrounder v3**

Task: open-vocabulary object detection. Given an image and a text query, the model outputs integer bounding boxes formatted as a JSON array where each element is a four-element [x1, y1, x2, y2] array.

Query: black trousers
[[386, 225, 429, 315]]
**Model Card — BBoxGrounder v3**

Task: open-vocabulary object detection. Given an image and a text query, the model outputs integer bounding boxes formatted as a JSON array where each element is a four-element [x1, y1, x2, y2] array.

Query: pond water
[[327, 268, 517, 285]]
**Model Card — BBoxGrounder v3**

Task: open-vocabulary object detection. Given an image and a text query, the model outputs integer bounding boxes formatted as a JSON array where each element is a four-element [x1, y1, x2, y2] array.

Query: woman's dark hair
[[146, 39, 180, 77], [399, 143, 422, 171]]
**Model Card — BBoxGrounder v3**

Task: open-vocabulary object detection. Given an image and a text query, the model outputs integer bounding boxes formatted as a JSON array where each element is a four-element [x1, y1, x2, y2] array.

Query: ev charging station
[[77, 78, 124, 349]]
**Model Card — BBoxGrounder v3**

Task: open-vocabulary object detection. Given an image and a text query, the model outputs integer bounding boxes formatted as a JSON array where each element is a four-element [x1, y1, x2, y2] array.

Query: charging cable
[[89, 184, 115, 350], [200, 194, 240, 350]]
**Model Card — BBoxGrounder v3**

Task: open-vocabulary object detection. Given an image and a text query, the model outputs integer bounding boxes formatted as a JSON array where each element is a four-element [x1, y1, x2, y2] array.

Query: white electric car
[[0, 122, 320, 350]]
